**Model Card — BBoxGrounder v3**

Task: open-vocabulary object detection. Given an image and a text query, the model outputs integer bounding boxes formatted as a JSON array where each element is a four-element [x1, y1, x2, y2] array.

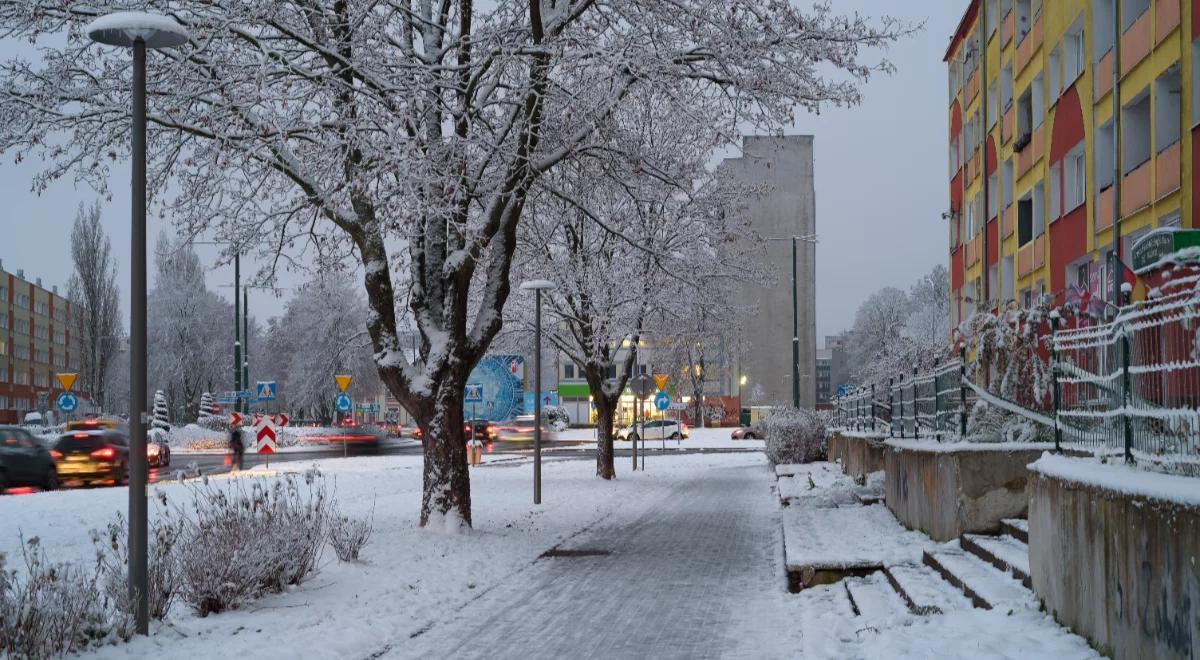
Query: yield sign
[[334, 374, 353, 392], [254, 415, 277, 454], [653, 373, 669, 391], [56, 372, 78, 391]]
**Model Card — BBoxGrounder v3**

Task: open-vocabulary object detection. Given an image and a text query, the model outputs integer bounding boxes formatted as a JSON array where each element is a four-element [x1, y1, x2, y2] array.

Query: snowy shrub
[[329, 505, 374, 562], [763, 408, 828, 467], [195, 414, 231, 434], [152, 390, 171, 431], [91, 512, 182, 638], [543, 405, 570, 431], [0, 535, 109, 658], [169, 470, 331, 616], [965, 401, 1053, 444]]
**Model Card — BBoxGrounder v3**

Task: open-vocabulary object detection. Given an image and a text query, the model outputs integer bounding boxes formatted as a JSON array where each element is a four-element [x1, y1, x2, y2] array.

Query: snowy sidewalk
[[399, 461, 793, 660]]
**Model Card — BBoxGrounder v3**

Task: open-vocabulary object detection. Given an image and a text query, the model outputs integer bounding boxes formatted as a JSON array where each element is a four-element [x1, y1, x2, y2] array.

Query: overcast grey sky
[[0, 1, 960, 342]]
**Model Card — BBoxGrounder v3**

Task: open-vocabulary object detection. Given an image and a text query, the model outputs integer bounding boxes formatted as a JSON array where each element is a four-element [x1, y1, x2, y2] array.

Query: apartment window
[[13, 343, 27, 360], [34, 301, 47, 316], [1033, 181, 1045, 238], [34, 349, 47, 364], [34, 372, 48, 388], [1048, 45, 1060, 101], [1049, 163, 1061, 222], [1000, 63, 1013, 110], [0, 340, 5, 356], [1032, 73, 1045, 128], [605, 364, 616, 380], [1016, 0, 1031, 42], [987, 0, 999, 35], [1094, 0, 1115, 59], [1001, 0, 1012, 16], [1155, 63, 1181, 153], [53, 330, 64, 345], [1002, 158, 1014, 209], [1122, 0, 1149, 32], [0, 311, 6, 330], [564, 363, 575, 379], [1160, 212, 1182, 228], [949, 136, 959, 176], [52, 354, 65, 368], [949, 63, 959, 104], [1016, 88, 1033, 148], [1018, 194, 1033, 245], [1064, 142, 1086, 211], [1096, 119, 1115, 189], [13, 371, 28, 386], [1122, 89, 1151, 174], [14, 293, 28, 309], [987, 81, 997, 127], [988, 172, 999, 219], [1063, 18, 1085, 87]]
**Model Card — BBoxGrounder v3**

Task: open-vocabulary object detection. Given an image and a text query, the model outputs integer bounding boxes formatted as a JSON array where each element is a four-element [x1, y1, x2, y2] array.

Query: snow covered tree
[[264, 273, 380, 424], [67, 202, 122, 412], [151, 390, 170, 431], [0, 1, 910, 526], [198, 392, 214, 420]]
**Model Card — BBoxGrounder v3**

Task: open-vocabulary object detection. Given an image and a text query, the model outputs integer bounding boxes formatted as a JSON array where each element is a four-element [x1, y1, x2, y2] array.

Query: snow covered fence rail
[[832, 358, 972, 442], [1053, 290, 1200, 474]]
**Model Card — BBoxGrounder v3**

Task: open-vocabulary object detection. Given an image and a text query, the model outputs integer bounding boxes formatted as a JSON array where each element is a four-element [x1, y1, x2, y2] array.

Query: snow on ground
[[1030, 452, 1200, 505], [783, 503, 933, 570], [552, 425, 764, 451]]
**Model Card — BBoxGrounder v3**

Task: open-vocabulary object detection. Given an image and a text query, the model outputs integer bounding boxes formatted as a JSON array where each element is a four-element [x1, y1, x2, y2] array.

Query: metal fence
[[1054, 290, 1200, 472], [833, 358, 971, 441], [834, 290, 1200, 474]]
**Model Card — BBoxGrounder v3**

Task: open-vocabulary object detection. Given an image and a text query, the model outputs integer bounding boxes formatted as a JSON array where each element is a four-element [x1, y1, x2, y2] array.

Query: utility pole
[[1110, 0, 1123, 306], [791, 236, 800, 408], [234, 252, 241, 413], [243, 286, 250, 407]]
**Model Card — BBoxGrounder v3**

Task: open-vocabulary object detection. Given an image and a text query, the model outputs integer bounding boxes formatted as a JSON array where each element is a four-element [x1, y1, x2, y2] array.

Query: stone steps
[[961, 533, 1032, 589], [922, 546, 1036, 611], [843, 571, 909, 619], [883, 563, 975, 615], [1000, 517, 1029, 543]]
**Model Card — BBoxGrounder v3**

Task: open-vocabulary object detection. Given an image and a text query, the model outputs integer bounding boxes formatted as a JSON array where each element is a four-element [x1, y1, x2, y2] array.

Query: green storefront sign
[[1132, 229, 1200, 272]]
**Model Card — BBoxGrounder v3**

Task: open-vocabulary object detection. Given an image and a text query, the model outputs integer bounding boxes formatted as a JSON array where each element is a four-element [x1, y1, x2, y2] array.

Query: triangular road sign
[[56, 372, 78, 391], [334, 374, 353, 392]]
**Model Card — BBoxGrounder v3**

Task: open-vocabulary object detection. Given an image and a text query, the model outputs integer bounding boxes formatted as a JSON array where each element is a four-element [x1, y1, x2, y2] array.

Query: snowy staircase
[[920, 519, 1037, 611], [843, 571, 910, 619]]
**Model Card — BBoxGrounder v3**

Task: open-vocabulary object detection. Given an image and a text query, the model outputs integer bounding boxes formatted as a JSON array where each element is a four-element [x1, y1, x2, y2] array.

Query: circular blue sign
[[56, 392, 78, 413], [335, 392, 352, 413], [654, 390, 670, 411]]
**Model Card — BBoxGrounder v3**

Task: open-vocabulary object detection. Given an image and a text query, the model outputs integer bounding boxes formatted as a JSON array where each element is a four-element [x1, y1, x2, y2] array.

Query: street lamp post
[[767, 235, 817, 409], [87, 11, 189, 636], [520, 279, 555, 505]]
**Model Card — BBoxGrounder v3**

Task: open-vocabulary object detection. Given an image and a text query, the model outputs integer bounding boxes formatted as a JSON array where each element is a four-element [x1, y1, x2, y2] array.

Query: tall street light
[[520, 279, 555, 505], [766, 234, 818, 409], [87, 11, 189, 636]]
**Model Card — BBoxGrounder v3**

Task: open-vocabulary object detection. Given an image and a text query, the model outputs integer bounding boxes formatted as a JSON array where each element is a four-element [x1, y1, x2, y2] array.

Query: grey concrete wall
[[884, 443, 1046, 542], [828, 432, 886, 479], [724, 136, 816, 408], [1029, 471, 1200, 660]]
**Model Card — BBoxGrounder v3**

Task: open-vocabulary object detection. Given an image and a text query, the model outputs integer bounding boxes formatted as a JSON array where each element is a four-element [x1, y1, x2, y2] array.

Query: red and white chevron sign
[[254, 415, 276, 454], [229, 411, 243, 427], [272, 413, 289, 427]]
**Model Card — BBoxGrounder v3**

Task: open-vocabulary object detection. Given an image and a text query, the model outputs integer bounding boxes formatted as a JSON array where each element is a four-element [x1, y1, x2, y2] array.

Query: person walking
[[229, 425, 244, 471]]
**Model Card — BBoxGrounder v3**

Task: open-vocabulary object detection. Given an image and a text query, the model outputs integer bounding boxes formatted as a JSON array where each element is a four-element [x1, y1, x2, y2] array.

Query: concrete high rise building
[[724, 135, 817, 408]]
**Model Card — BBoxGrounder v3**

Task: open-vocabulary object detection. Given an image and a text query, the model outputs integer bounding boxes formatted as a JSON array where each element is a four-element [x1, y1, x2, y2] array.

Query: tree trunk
[[417, 381, 472, 528], [593, 392, 617, 479]]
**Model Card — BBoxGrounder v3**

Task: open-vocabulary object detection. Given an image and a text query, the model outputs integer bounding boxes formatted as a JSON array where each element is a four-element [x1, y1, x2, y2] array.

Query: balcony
[[1121, 159, 1152, 216], [1016, 235, 1046, 278], [1156, 0, 1179, 43], [1156, 141, 1181, 200], [1001, 11, 1014, 47], [1094, 50, 1113, 102], [1002, 106, 1014, 144], [1003, 205, 1014, 238], [1120, 10, 1152, 76]]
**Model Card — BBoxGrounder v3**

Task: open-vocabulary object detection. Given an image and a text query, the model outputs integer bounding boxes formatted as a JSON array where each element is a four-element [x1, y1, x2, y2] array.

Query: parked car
[[0, 425, 58, 492], [731, 424, 763, 440], [50, 429, 130, 487], [616, 419, 688, 442], [494, 415, 556, 442]]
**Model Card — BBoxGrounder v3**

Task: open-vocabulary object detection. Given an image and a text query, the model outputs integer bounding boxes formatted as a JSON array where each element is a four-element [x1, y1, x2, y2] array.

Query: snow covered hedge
[[763, 408, 828, 467]]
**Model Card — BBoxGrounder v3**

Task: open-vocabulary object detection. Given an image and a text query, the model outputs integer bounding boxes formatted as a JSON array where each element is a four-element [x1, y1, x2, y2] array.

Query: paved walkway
[[397, 462, 792, 659]]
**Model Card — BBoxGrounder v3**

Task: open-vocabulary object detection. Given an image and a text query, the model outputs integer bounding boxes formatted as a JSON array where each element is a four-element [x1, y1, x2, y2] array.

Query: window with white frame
[[1003, 159, 1014, 209], [1160, 211, 1181, 228], [13, 370, 28, 386], [1049, 162, 1061, 222], [988, 81, 997, 127], [1065, 142, 1086, 211], [1032, 73, 1045, 128], [1063, 17, 1085, 86], [1155, 63, 1181, 153], [1122, 0, 1149, 32], [13, 343, 27, 360], [1032, 181, 1045, 238]]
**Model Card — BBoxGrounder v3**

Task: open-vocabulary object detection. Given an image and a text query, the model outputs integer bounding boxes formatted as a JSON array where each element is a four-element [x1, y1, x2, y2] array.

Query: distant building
[[724, 135, 817, 408], [0, 261, 82, 424], [815, 335, 848, 405]]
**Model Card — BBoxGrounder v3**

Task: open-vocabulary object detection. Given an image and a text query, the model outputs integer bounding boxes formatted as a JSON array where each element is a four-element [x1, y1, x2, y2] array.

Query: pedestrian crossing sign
[[256, 381, 277, 401]]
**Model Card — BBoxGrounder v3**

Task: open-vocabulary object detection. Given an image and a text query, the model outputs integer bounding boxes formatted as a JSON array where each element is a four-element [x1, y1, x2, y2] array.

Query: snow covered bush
[[543, 406, 570, 432], [198, 392, 215, 420], [0, 535, 108, 658], [152, 390, 171, 431], [169, 470, 331, 616], [329, 506, 374, 562], [91, 512, 182, 639], [195, 414, 232, 434], [763, 408, 828, 467]]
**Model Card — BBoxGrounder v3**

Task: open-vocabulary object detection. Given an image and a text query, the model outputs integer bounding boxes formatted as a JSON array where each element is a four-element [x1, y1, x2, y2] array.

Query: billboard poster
[[523, 391, 560, 412], [465, 355, 525, 421]]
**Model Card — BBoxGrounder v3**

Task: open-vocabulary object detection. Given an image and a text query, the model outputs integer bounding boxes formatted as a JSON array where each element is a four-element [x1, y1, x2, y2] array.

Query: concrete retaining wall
[[1029, 469, 1200, 659], [828, 432, 887, 479], [884, 441, 1051, 542]]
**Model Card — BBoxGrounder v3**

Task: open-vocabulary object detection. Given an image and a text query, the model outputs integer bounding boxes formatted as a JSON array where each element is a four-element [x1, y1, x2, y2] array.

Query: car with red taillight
[[51, 430, 130, 487], [0, 425, 58, 493]]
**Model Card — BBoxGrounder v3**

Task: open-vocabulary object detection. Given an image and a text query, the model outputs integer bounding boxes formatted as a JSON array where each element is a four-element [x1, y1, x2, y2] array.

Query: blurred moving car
[[66, 416, 126, 432], [494, 415, 556, 442], [323, 421, 384, 447], [0, 426, 58, 492], [146, 430, 172, 468], [730, 425, 762, 440], [50, 429, 130, 487], [464, 418, 496, 442], [616, 419, 688, 442]]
